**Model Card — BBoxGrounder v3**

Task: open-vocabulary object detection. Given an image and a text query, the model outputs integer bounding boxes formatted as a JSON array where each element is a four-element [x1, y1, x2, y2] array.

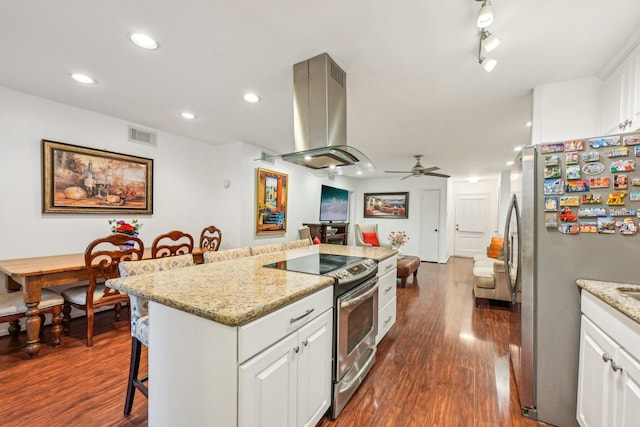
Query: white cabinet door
[[239, 333, 298, 427], [577, 315, 618, 427], [297, 309, 333, 427], [615, 348, 640, 427], [602, 57, 631, 135]]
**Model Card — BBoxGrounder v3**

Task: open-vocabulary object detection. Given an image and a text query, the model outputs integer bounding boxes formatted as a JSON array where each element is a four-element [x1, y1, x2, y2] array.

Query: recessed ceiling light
[[180, 112, 196, 120], [525, 121, 532, 127], [468, 177, 480, 184], [71, 73, 96, 85], [514, 146, 523, 152], [129, 33, 158, 50], [505, 161, 514, 166], [243, 93, 261, 103]]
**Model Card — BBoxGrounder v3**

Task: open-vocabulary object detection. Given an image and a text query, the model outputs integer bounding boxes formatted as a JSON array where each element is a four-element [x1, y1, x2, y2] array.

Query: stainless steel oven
[[332, 274, 378, 418]]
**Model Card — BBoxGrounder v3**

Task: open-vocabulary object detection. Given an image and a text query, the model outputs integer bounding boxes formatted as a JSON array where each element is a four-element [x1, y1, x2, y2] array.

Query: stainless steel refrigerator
[[504, 142, 639, 427]]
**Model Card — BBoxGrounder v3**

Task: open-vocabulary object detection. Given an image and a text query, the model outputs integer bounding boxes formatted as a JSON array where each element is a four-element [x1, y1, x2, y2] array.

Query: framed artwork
[[42, 140, 153, 214], [364, 192, 409, 219], [256, 168, 288, 235]]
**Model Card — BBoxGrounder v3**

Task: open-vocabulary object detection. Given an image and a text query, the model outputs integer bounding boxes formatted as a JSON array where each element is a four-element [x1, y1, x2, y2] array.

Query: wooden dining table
[[0, 248, 206, 358]]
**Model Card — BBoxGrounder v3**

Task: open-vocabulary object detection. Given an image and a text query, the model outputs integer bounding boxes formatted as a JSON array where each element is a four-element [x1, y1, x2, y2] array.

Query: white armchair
[[354, 224, 391, 248]]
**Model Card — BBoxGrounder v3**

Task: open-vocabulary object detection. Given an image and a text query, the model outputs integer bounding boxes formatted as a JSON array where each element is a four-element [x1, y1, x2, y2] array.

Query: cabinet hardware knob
[[384, 316, 392, 324], [602, 352, 613, 363], [611, 361, 623, 373], [289, 308, 314, 323], [302, 340, 309, 347], [293, 346, 300, 353], [385, 286, 393, 293]]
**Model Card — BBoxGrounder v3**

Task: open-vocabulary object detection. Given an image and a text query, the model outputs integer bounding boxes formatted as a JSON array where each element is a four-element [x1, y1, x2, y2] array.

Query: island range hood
[[279, 53, 375, 176]]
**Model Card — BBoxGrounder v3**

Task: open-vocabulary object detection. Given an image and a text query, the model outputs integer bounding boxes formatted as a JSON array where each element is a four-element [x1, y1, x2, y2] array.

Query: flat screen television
[[319, 185, 349, 222]]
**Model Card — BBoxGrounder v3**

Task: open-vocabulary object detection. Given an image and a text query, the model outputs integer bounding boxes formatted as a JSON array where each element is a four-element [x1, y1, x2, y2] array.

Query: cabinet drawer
[[238, 286, 333, 363], [378, 270, 396, 308], [376, 296, 396, 345], [377, 255, 397, 277]]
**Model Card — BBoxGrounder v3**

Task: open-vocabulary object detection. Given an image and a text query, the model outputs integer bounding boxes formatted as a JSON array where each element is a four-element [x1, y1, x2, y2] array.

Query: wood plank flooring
[[0, 257, 542, 427]]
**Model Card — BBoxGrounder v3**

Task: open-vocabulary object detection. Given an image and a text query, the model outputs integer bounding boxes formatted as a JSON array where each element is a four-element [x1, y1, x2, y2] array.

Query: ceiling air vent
[[128, 125, 157, 147]]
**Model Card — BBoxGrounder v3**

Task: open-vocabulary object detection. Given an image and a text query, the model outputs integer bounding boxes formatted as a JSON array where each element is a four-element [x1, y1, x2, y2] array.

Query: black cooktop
[[264, 253, 365, 276]]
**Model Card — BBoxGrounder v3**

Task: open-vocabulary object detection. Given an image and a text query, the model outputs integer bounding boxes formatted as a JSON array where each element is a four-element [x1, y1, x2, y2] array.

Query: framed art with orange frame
[[256, 167, 288, 235]]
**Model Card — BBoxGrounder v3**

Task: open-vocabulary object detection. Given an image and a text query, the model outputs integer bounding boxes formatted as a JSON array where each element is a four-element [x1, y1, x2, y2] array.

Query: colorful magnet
[[581, 194, 602, 204], [544, 166, 562, 179], [582, 162, 604, 175], [630, 191, 640, 201], [623, 133, 640, 146], [565, 181, 589, 192], [566, 164, 581, 180], [632, 178, 640, 187], [590, 177, 610, 188], [616, 218, 637, 235], [614, 174, 628, 190], [590, 136, 621, 148], [582, 151, 600, 163], [541, 143, 565, 154], [606, 191, 627, 205], [558, 223, 580, 234], [611, 160, 635, 172], [545, 213, 558, 228], [635, 146, 640, 157], [565, 152, 580, 165], [560, 196, 580, 207], [580, 222, 598, 233], [597, 217, 616, 234], [544, 179, 565, 195], [545, 155, 560, 166], [606, 147, 629, 158], [609, 207, 636, 216], [544, 197, 558, 211], [564, 139, 585, 152], [578, 207, 606, 217], [559, 207, 578, 222]]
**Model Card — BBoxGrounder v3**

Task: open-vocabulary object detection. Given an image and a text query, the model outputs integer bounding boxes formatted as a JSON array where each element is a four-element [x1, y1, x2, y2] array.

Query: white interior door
[[454, 194, 488, 258], [421, 190, 440, 262]]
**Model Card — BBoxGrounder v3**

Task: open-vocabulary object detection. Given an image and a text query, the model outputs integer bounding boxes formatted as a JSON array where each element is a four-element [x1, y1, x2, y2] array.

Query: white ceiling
[[2, 1, 640, 180]]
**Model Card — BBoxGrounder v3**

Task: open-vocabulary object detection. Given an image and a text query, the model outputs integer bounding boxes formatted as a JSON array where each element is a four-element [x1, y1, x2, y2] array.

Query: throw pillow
[[487, 236, 504, 259], [361, 232, 379, 247], [313, 236, 321, 245]]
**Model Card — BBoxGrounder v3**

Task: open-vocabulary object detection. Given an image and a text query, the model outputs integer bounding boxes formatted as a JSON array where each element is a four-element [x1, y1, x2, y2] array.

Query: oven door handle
[[339, 280, 378, 308]]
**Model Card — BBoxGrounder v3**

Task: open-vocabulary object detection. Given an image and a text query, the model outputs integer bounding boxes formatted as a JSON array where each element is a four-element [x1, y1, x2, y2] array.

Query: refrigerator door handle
[[504, 194, 521, 303]]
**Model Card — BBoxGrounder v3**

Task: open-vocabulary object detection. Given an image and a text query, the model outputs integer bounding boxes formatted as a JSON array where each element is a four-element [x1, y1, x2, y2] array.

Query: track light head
[[476, 1, 494, 28], [479, 57, 497, 72], [481, 30, 500, 52]]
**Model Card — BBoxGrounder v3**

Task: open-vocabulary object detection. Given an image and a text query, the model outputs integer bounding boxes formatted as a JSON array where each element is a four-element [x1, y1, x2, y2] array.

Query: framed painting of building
[[256, 167, 288, 235], [42, 139, 153, 214]]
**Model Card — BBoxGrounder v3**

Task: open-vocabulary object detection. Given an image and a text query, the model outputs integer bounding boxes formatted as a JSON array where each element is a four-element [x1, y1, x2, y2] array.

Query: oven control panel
[[330, 258, 377, 282]]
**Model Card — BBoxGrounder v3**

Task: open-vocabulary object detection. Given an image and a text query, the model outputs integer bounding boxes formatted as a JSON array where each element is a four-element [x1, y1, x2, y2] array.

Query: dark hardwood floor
[[0, 257, 542, 427]]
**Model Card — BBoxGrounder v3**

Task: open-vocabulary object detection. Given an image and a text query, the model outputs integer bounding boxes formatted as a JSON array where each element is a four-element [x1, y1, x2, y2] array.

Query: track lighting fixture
[[476, 0, 494, 28], [478, 32, 497, 72], [480, 30, 500, 53]]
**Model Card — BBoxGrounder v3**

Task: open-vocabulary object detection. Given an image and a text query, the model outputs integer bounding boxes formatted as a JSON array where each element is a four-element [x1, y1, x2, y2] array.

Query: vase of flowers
[[388, 231, 409, 255], [109, 219, 142, 249]]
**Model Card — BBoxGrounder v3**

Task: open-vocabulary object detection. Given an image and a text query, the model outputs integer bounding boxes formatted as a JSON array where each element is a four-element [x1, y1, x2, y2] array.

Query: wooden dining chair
[[151, 230, 194, 258], [199, 225, 222, 251], [119, 254, 195, 415], [0, 289, 64, 348], [61, 234, 144, 347]]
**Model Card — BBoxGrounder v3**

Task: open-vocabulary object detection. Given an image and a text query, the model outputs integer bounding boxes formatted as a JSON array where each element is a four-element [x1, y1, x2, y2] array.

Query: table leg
[[25, 302, 42, 358]]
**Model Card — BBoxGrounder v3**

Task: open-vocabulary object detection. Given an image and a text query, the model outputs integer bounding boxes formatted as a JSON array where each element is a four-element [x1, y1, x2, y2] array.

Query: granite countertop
[[577, 279, 640, 324], [107, 244, 395, 327]]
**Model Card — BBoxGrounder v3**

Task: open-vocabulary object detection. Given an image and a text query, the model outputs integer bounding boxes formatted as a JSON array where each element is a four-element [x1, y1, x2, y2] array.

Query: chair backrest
[[152, 230, 194, 258], [84, 234, 145, 307], [249, 243, 285, 256], [298, 226, 312, 244], [200, 225, 222, 251], [354, 223, 380, 247], [285, 239, 311, 250], [203, 247, 252, 263]]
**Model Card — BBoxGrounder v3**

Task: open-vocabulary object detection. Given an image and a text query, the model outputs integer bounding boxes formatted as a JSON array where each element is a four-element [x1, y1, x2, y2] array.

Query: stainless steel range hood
[[280, 53, 374, 176]]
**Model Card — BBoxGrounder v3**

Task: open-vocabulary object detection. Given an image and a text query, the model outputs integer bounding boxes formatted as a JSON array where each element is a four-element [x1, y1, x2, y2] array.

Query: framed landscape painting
[[364, 192, 409, 219], [256, 167, 288, 235], [42, 140, 153, 214]]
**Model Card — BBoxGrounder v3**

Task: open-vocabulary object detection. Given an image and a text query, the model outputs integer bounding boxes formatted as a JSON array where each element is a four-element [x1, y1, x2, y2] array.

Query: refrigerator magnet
[[579, 222, 597, 233], [589, 177, 610, 188], [566, 165, 581, 180], [635, 146, 640, 157], [581, 193, 602, 204], [545, 213, 558, 228], [609, 207, 636, 216], [589, 135, 621, 148], [623, 134, 640, 146], [560, 196, 580, 207], [544, 179, 565, 195], [545, 155, 560, 166], [597, 217, 616, 234], [541, 143, 565, 154], [616, 218, 637, 235], [614, 175, 628, 190], [558, 223, 580, 234], [611, 160, 635, 172], [631, 178, 640, 187], [582, 162, 604, 175], [559, 207, 578, 222], [582, 151, 600, 163], [565, 152, 579, 165], [565, 181, 589, 192], [578, 207, 606, 217], [564, 139, 585, 152], [544, 166, 561, 179], [606, 147, 629, 158], [606, 191, 627, 205], [630, 191, 640, 201], [544, 197, 558, 211]]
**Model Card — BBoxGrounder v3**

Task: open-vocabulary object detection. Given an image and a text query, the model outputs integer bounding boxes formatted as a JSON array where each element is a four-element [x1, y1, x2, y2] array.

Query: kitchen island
[[107, 244, 395, 427]]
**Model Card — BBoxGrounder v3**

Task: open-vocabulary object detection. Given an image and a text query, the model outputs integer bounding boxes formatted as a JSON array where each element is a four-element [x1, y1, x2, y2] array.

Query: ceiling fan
[[384, 155, 450, 180]]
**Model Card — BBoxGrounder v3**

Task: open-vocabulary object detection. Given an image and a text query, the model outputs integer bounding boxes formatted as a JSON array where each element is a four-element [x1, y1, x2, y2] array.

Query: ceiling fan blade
[[400, 174, 414, 180], [419, 166, 440, 173], [424, 172, 450, 178], [384, 170, 413, 173]]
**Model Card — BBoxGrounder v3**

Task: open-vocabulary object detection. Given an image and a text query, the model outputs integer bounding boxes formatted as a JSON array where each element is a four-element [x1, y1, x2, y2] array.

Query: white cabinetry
[[577, 291, 640, 427], [239, 308, 333, 427], [602, 44, 640, 135], [376, 255, 397, 344]]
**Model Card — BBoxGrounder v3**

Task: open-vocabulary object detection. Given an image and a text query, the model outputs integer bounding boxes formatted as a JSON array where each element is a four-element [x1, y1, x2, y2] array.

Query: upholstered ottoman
[[397, 255, 420, 287]]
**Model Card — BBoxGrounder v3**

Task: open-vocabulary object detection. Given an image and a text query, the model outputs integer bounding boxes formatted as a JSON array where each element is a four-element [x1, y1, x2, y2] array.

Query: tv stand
[[303, 223, 348, 245]]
